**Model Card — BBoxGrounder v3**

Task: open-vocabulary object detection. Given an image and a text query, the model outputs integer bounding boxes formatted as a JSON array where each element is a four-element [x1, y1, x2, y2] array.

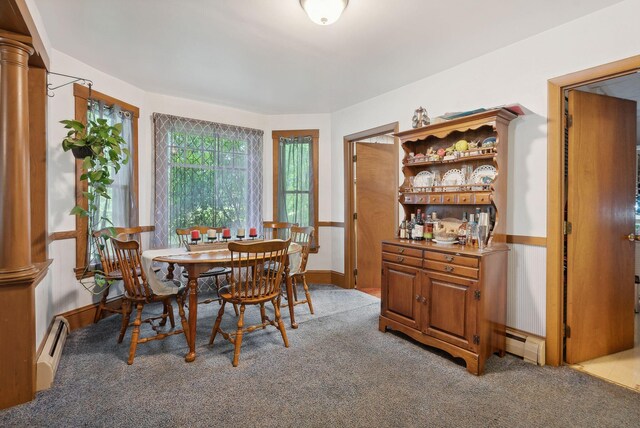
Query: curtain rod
[[46, 71, 93, 97]]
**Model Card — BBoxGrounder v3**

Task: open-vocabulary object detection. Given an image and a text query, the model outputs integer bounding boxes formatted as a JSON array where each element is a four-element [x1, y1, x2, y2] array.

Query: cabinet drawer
[[401, 194, 428, 204], [428, 194, 442, 204], [474, 193, 491, 204], [441, 193, 456, 204], [382, 244, 422, 258], [425, 251, 479, 268], [383, 252, 423, 268], [456, 193, 473, 204], [424, 260, 479, 279]]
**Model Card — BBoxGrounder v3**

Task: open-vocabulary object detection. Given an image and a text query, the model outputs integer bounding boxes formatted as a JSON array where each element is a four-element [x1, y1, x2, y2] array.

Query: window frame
[[272, 129, 319, 251], [72, 84, 139, 278]]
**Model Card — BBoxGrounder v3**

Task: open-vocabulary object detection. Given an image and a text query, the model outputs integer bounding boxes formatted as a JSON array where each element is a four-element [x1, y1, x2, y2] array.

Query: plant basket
[[71, 146, 93, 159]]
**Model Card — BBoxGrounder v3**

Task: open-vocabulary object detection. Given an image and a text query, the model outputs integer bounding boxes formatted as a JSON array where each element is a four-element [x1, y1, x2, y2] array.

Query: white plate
[[470, 165, 496, 190], [433, 239, 458, 245], [442, 168, 463, 191], [414, 170, 434, 188]]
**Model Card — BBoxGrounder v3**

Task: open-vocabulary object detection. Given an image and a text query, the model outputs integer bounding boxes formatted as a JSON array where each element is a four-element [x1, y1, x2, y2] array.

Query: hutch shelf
[[379, 108, 519, 375]]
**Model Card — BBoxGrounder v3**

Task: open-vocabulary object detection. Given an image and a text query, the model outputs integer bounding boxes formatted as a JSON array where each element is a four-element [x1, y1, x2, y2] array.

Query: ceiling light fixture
[[300, 0, 349, 25]]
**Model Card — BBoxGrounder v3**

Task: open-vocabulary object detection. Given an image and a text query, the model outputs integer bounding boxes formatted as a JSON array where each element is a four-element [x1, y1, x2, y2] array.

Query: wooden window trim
[[72, 84, 140, 279], [272, 129, 319, 252]]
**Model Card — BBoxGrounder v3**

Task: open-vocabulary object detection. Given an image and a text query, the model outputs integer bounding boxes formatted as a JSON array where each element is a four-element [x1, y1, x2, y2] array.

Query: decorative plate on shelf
[[433, 239, 458, 245], [470, 165, 497, 190], [441, 169, 464, 190], [413, 170, 434, 188], [482, 137, 497, 147]]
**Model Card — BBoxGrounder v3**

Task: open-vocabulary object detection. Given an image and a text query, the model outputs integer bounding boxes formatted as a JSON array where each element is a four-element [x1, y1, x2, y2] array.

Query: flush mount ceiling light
[[300, 0, 349, 25]]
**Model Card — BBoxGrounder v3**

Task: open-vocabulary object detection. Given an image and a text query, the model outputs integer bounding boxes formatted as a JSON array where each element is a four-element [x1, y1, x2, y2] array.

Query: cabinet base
[[379, 315, 485, 375]]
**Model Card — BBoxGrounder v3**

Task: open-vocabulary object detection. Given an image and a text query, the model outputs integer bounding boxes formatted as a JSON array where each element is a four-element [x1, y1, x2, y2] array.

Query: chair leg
[[166, 300, 175, 328], [273, 297, 289, 348], [232, 305, 246, 367], [177, 295, 189, 344], [302, 275, 314, 315], [128, 304, 144, 365], [160, 301, 169, 326], [209, 301, 226, 345], [260, 302, 267, 329], [292, 277, 298, 302], [118, 300, 131, 344], [233, 303, 239, 316], [94, 286, 110, 323]]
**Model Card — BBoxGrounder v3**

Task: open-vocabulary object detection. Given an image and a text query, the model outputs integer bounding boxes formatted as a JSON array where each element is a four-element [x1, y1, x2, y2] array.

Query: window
[[272, 130, 319, 250], [72, 84, 139, 278], [153, 113, 263, 247]]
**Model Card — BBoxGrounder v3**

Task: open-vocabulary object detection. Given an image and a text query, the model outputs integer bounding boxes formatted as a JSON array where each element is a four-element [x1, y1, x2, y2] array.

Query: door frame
[[344, 122, 399, 289], [546, 54, 640, 366]]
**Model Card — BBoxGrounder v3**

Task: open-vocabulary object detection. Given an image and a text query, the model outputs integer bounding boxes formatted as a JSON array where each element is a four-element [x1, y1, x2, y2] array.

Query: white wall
[[35, 0, 640, 344], [330, 0, 640, 335], [39, 50, 334, 345]]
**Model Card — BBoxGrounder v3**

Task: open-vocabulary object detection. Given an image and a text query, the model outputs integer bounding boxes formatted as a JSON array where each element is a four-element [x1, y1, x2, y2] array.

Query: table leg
[[185, 271, 198, 362], [166, 262, 175, 280], [285, 256, 298, 329]]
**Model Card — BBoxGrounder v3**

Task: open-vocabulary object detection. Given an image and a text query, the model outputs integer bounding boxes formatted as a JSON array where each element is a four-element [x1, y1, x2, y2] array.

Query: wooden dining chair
[[92, 226, 159, 323], [175, 226, 232, 295], [283, 226, 315, 314], [112, 237, 189, 365], [262, 221, 297, 240], [209, 239, 291, 367]]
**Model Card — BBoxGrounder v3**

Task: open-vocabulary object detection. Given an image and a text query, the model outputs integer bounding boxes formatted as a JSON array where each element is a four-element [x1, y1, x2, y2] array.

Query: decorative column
[[0, 36, 37, 410], [0, 37, 35, 278]]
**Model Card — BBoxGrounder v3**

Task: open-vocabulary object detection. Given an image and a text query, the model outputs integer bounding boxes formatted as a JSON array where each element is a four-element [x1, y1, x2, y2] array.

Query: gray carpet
[[2, 284, 639, 427]]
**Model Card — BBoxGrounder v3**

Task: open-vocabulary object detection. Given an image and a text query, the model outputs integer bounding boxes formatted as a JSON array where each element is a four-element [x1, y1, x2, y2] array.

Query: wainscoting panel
[[507, 243, 547, 337]]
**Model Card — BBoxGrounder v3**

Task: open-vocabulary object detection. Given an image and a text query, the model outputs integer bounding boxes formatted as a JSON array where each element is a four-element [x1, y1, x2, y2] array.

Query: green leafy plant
[[61, 118, 130, 290]]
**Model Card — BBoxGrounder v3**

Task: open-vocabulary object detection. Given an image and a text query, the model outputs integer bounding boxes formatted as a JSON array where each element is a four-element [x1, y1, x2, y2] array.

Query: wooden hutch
[[379, 108, 518, 375]]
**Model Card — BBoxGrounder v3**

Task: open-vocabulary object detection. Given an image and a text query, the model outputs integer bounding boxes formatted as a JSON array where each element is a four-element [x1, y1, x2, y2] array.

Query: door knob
[[628, 233, 636, 242]]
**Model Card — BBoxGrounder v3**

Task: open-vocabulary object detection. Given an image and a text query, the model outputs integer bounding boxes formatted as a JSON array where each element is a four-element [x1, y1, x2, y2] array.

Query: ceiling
[[34, 0, 624, 114]]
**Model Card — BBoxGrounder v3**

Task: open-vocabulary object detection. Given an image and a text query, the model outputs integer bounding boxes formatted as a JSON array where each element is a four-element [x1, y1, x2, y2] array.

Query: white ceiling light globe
[[300, 0, 349, 25]]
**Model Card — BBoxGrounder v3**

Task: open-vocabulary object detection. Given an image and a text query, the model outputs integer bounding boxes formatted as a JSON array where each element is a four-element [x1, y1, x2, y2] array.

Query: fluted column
[[0, 37, 35, 278]]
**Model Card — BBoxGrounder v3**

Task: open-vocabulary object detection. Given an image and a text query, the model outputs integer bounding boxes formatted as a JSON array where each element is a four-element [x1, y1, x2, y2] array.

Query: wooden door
[[381, 262, 420, 329], [355, 142, 397, 289], [421, 271, 478, 351], [566, 90, 636, 364]]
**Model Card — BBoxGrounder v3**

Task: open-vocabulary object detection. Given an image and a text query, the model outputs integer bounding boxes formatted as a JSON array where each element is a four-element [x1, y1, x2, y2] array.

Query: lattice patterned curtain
[[153, 113, 263, 247]]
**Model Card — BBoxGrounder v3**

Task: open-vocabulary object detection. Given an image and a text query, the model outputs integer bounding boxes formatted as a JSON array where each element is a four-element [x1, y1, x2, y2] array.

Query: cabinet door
[[381, 262, 420, 329], [421, 271, 478, 351]]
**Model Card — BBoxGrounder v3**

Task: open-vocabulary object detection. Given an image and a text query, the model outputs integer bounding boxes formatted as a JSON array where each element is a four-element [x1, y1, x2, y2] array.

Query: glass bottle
[[408, 213, 416, 240], [458, 212, 468, 246], [467, 214, 478, 248], [413, 209, 424, 241]]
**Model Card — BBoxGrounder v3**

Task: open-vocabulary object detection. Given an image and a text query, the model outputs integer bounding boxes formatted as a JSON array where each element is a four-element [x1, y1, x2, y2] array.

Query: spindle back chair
[[209, 239, 291, 366]]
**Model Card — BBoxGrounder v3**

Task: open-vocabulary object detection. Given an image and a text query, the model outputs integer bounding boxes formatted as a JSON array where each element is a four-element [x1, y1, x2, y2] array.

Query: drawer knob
[[444, 265, 454, 272], [444, 255, 454, 262], [397, 256, 404, 262], [399, 248, 405, 254], [416, 295, 421, 301]]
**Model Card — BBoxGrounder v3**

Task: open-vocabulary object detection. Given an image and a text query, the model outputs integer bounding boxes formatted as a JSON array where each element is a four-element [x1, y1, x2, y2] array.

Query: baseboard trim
[[58, 296, 123, 332], [306, 270, 345, 288]]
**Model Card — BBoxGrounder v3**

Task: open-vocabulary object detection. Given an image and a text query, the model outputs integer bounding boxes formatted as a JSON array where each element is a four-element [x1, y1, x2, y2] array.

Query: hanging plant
[[61, 117, 130, 290]]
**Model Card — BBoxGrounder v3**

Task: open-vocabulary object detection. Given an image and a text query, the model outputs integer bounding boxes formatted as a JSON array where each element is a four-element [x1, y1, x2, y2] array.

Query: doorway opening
[[547, 55, 640, 390], [344, 123, 399, 294]]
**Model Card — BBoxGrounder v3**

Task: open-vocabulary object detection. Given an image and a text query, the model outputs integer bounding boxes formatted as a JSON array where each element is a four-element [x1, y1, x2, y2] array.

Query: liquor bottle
[[422, 212, 430, 241], [413, 209, 424, 241], [458, 212, 468, 246], [467, 214, 478, 247], [408, 213, 416, 240], [399, 220, 407, 239]]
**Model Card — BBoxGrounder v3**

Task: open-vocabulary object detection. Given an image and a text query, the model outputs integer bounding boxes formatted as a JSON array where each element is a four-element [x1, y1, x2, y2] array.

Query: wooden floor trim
[[59, 296, 123, 332], [506, 235, 546, 247], [306, 270, 346, 288]]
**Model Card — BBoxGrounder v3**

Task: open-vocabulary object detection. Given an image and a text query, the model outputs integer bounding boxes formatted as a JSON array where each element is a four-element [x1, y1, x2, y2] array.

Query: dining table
[[141, 241, 302, 363]]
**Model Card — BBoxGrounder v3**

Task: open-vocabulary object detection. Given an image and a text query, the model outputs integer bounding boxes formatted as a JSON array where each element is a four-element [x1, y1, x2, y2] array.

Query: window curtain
[[277, 136, 313, 227], [89, 100, 137, 230], [152, 113, 263, 248]]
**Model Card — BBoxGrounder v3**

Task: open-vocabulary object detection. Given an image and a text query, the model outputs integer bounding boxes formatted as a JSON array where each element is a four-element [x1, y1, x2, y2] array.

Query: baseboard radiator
[[505, 327, 546, 366], [36, 316, 70, 391]]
